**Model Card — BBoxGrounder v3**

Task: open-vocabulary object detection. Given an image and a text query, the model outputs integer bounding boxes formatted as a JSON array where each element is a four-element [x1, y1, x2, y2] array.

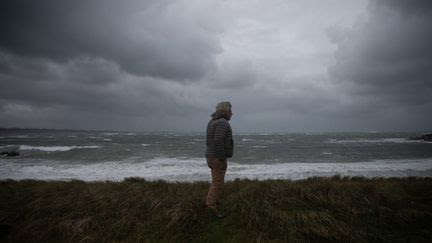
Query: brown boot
[[207, 206, 225, 218]]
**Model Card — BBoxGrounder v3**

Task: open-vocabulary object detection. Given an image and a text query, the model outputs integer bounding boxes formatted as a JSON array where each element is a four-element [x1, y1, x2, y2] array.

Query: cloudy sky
[[0, 0, 431, 132]]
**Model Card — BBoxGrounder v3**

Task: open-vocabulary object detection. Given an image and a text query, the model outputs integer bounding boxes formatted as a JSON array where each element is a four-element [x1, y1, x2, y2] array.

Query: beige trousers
[[206, 157, 227, 208]]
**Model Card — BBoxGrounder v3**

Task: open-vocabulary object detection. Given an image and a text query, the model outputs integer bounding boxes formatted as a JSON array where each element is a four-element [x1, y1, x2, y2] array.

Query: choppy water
[[1, 129, 432, 181]]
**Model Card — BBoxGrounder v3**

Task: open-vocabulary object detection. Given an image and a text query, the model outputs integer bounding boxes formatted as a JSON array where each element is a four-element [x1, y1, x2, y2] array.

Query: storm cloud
[[0, 0, 222, 80], [329, 0, 432, 103], [0, 0, 431, 132], [327, 0, 432, 129]]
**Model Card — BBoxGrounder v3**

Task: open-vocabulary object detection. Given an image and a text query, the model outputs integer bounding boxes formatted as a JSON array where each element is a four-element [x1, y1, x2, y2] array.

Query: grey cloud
[[209, 60, 260, 89], [0, 0, 222, 81], [0, 53, 55, 81], [2, 0, 430, 132], [328, 0, 432, 109], [0, 53, 203, 121], [61, 58, 122, 86], [375, 0, 432, 16]]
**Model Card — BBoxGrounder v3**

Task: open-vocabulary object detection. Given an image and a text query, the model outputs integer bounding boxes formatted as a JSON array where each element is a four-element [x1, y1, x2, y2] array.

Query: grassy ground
[[0, 176, 431, 242]]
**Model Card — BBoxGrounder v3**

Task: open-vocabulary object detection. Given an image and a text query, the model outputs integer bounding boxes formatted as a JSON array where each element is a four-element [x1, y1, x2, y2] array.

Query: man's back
[[206, 115, 233, 159]]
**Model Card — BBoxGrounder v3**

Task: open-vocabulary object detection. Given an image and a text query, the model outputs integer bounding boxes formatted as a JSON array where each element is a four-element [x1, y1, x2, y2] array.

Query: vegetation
[[1, 176, 431, 242]]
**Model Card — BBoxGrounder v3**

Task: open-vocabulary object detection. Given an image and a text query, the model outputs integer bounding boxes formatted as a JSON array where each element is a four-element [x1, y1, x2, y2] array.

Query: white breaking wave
[[1, 157, 431, 182], [19, 145, 101, 152], [241, 138, 280, 144], [102, 133, 119, 136], [326, 138, 427, 144], [8, 135, 30, 138]]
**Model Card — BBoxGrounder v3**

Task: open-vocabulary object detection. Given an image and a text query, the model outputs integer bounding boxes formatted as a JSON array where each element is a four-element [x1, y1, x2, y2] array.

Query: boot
[[207, 206, 225, 218]]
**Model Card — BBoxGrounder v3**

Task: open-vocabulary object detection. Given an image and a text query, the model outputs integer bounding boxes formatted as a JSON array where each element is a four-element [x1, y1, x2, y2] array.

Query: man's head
[[216, 101, 233, 120]]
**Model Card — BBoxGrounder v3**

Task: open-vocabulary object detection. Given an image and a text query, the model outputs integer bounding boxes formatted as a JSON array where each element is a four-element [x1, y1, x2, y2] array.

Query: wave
[[88, 136, 102, 139], [101, 132, 135, 136], [102, 133, 119, 136], [19, 145, 101, 152], [8, 135, 30, 138], [241, 138, 279, 144], [1, 157, 431, 182], [326, 138, 427, 144]]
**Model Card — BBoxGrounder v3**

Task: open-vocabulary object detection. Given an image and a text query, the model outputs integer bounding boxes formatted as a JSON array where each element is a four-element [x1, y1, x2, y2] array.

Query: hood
[[211, 110, 228, 120]]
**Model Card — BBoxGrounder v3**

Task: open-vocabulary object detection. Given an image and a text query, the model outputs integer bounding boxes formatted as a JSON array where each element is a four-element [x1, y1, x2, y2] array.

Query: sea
[[1, 129, 432, 182]]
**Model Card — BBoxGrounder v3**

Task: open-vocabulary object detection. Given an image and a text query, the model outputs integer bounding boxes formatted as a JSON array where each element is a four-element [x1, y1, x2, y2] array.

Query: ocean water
[[1, 129, 432, 181]]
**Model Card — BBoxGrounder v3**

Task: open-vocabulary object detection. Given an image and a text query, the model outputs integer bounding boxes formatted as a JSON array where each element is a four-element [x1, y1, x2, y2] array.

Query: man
[[205, 101, 234, 218]]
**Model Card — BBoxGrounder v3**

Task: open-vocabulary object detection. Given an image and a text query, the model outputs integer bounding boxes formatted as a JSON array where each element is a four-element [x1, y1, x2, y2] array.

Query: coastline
[[2, 157, 432, 182], [1, 176, 431, 242]]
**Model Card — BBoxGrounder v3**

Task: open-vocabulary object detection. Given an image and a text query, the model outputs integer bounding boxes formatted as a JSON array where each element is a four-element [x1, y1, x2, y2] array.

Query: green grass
[[1, 176, 431, 242]]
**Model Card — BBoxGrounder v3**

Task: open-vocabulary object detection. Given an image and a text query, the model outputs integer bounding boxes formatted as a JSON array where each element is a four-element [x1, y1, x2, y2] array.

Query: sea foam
[[326, 138, 426, 144], [19, 145, 101, 152], [1, 158, 431, 182]]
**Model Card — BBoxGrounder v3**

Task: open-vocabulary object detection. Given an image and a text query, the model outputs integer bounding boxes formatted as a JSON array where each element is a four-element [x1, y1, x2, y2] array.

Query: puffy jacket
[[205, 111, 234, 159]]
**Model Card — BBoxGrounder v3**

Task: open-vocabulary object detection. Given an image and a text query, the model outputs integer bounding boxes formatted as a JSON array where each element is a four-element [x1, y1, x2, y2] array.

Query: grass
[[0, 176, 431, 242]]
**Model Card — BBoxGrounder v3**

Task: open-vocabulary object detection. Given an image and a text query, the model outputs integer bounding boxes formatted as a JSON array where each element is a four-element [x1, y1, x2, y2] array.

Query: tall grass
[[1, 176, 431, 242]]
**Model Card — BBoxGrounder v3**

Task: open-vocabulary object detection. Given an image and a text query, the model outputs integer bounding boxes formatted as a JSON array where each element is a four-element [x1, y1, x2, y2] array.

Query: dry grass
[[0, 176, 431, 242]]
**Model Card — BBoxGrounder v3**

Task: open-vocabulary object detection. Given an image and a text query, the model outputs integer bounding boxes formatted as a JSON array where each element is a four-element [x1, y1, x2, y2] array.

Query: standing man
[[205, 101, 234, 218]]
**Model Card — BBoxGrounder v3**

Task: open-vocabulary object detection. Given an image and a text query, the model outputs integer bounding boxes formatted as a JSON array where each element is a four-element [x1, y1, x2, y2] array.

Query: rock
[[6, 151, 20, 157], [408, 133, 432, 141], [1, 145, 20, 152], [1, 146, 21, 157], [422, 134, 432, 141]]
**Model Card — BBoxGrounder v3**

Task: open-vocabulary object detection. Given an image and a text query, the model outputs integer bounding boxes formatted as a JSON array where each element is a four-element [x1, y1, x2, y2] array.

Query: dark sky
[[1, 0, 431, 132]]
